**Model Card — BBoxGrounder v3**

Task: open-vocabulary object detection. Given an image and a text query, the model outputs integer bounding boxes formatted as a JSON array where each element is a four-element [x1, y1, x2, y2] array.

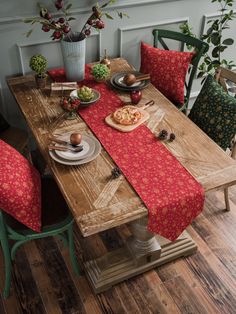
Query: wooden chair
[[215, 66, 236, 211], [152, 29, 209, 113], [0, 176, 80, 298]]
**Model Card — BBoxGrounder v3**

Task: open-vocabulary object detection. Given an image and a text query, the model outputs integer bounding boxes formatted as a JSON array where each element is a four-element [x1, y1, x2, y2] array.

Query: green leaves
[[25, 29, 33, 38], [116, 11, 129, 19], [101, 0, 117, 8], [105, 13, 113, 20], [211, 32, 221, 45], [23, 18, 34, 23], [222, 38, 234, 45], [180, 0, 236, 79], [65, 3, 72, 10]]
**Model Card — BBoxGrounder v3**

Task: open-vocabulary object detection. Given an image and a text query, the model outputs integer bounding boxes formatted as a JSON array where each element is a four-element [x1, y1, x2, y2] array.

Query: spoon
[[48, 145, 83, 152], [123, 73, 150, 86]]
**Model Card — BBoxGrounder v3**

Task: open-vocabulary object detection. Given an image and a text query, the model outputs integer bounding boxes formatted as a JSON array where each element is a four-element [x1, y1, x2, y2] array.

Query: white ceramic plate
[[49, 136, 101, 166], [118, 76, 142, 88], [55, 135, 95, 161], [70, 89, 100, 107]]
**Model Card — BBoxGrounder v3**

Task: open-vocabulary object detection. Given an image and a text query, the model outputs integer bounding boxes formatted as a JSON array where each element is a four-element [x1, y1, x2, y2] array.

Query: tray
[[105, 107, 150, 132]]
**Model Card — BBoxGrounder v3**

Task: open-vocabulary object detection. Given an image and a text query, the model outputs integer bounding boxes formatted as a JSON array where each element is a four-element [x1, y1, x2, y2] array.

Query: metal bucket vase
[[60, 33, 86, 82]]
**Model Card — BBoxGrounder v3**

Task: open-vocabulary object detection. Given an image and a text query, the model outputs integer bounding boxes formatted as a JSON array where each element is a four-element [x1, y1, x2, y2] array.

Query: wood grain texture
[[7, 58, 236, 237], [35, 238, 85, 314], [0, 188, 236, 313], [12, 248, 46, 314]]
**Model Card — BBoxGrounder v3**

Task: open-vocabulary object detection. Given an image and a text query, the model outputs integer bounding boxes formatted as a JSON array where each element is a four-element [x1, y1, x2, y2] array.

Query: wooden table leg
[[126, 217, 161, 266], [83, 216, 197, 294]]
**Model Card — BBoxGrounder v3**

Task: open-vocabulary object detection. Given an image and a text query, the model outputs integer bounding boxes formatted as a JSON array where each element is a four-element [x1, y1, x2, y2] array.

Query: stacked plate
[[110, 71, 150, 92], [49, 133, 101, 166]]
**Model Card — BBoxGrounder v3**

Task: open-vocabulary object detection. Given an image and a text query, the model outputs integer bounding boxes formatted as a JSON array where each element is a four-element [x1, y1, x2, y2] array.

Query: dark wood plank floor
[[0, 186, 236, 314]]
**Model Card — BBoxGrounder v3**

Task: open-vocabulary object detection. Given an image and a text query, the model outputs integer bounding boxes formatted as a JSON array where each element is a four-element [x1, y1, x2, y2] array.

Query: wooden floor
[[0, 187, 236, 314]]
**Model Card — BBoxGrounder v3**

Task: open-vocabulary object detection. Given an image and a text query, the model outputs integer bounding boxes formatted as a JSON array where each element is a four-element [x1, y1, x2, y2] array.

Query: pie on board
[[112, 105, 142, 125]]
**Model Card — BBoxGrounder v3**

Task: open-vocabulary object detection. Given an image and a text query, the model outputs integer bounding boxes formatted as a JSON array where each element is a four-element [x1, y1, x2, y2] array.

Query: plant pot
[[94, 74, 110, 83], [35, 75, 47, 89], [60, 33, 86, 82], [94, 78, 107, 83]]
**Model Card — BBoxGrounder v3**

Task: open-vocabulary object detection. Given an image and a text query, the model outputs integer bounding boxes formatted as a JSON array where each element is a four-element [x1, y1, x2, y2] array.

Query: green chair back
[[152, 29, 209, 112], [0, 177, 80, 298]]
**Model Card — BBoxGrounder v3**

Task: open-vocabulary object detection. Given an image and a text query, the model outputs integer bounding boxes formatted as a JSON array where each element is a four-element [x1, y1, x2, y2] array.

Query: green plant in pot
[[29, 54, 48, 89], [91, 64, 110, 82], [180, 0, 236, 79]]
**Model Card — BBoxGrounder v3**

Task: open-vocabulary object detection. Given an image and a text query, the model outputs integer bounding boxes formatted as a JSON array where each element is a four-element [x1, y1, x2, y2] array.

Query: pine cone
[[111, 167, 122, 179]]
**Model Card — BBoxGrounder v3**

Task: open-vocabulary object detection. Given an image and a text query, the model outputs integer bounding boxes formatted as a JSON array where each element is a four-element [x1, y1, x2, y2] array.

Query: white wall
[[0, 0, 236, 127]]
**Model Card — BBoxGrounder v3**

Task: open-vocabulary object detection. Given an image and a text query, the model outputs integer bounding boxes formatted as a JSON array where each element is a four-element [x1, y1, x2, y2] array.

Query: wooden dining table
[[7, 58, 236, 293]]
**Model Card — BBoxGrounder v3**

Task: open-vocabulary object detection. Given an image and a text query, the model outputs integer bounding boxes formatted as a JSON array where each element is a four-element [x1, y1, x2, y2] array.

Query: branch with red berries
[[61, 96, 81, 112], [23, 1, 128, 41]]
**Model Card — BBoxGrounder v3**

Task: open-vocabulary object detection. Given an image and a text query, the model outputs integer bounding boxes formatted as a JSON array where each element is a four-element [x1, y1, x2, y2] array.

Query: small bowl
[[70, 89, 101, 107]]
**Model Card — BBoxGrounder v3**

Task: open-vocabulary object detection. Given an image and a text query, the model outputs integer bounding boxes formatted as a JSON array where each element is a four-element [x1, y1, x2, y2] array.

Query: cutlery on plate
[[123, 73, 151, 86], [48, 145, 83, 152], [48, 136, 76, 147]]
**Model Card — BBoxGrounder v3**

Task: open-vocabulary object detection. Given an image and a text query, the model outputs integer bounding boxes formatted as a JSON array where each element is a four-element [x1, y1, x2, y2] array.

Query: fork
[[48, 145, 83, 152]]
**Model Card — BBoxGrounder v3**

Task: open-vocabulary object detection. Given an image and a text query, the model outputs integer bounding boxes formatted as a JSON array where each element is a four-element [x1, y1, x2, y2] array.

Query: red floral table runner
[[48, 66, 205, 241]]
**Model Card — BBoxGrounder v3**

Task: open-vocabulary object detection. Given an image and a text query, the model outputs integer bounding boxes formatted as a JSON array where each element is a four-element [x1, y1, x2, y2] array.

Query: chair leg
[[67, 224, 80, 276], [224, 187, 230, 211], [0, 239, 12, 298], [57, 234, 69, 247]]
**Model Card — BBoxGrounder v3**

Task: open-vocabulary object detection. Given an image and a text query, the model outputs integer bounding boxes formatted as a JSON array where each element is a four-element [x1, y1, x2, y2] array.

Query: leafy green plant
[[180, 0, 236, 78], [29, 54, 48, 78], [91, 64, 110, 80]]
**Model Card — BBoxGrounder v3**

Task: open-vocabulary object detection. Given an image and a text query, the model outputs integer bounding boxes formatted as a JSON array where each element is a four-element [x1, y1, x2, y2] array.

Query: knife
[[48, 136, 77, 147]]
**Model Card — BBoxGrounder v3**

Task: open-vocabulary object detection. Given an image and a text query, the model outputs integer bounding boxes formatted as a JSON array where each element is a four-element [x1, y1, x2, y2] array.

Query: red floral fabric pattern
[[48, 67, 205, 241], [140, 42, 194, 105], [0, 140, 41, 232]]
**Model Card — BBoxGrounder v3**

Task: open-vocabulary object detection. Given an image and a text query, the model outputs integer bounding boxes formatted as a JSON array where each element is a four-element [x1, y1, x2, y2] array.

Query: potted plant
[[29, 54, 48, 89], [91, 64, 110, 82], [180, 0, 236, 79], [24, 1, 127, 81]]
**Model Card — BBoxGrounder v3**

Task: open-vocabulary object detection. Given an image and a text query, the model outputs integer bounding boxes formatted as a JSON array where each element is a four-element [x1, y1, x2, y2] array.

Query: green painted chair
[[0, 176, 80, 298], [152, 29, 209, 113]]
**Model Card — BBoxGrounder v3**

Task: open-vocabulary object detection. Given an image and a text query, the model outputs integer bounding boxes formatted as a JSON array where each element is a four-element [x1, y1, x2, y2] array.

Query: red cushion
[[0, 140, 41, 232], [140, 42, 194, 105]]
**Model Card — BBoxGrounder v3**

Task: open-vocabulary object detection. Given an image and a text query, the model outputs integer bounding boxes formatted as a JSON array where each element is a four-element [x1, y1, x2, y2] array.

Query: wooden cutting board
[[105, 107, 150, 132]]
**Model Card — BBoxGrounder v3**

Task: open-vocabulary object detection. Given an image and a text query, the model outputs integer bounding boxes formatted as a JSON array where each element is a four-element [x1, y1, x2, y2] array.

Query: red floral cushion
[[0, 140, 41, 232], [140, 42, 194, 105]]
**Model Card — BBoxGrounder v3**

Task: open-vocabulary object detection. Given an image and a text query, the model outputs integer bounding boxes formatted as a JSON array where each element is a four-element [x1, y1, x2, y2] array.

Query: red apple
[[70, 133, 82, 146], [130, 90, 142, 104]]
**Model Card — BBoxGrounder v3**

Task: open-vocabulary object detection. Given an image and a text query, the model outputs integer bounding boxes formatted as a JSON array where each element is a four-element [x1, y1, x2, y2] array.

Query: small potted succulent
[[77, 86, 94, 102], [91, 64, 110, 82], [29, 54, 48, 89]]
